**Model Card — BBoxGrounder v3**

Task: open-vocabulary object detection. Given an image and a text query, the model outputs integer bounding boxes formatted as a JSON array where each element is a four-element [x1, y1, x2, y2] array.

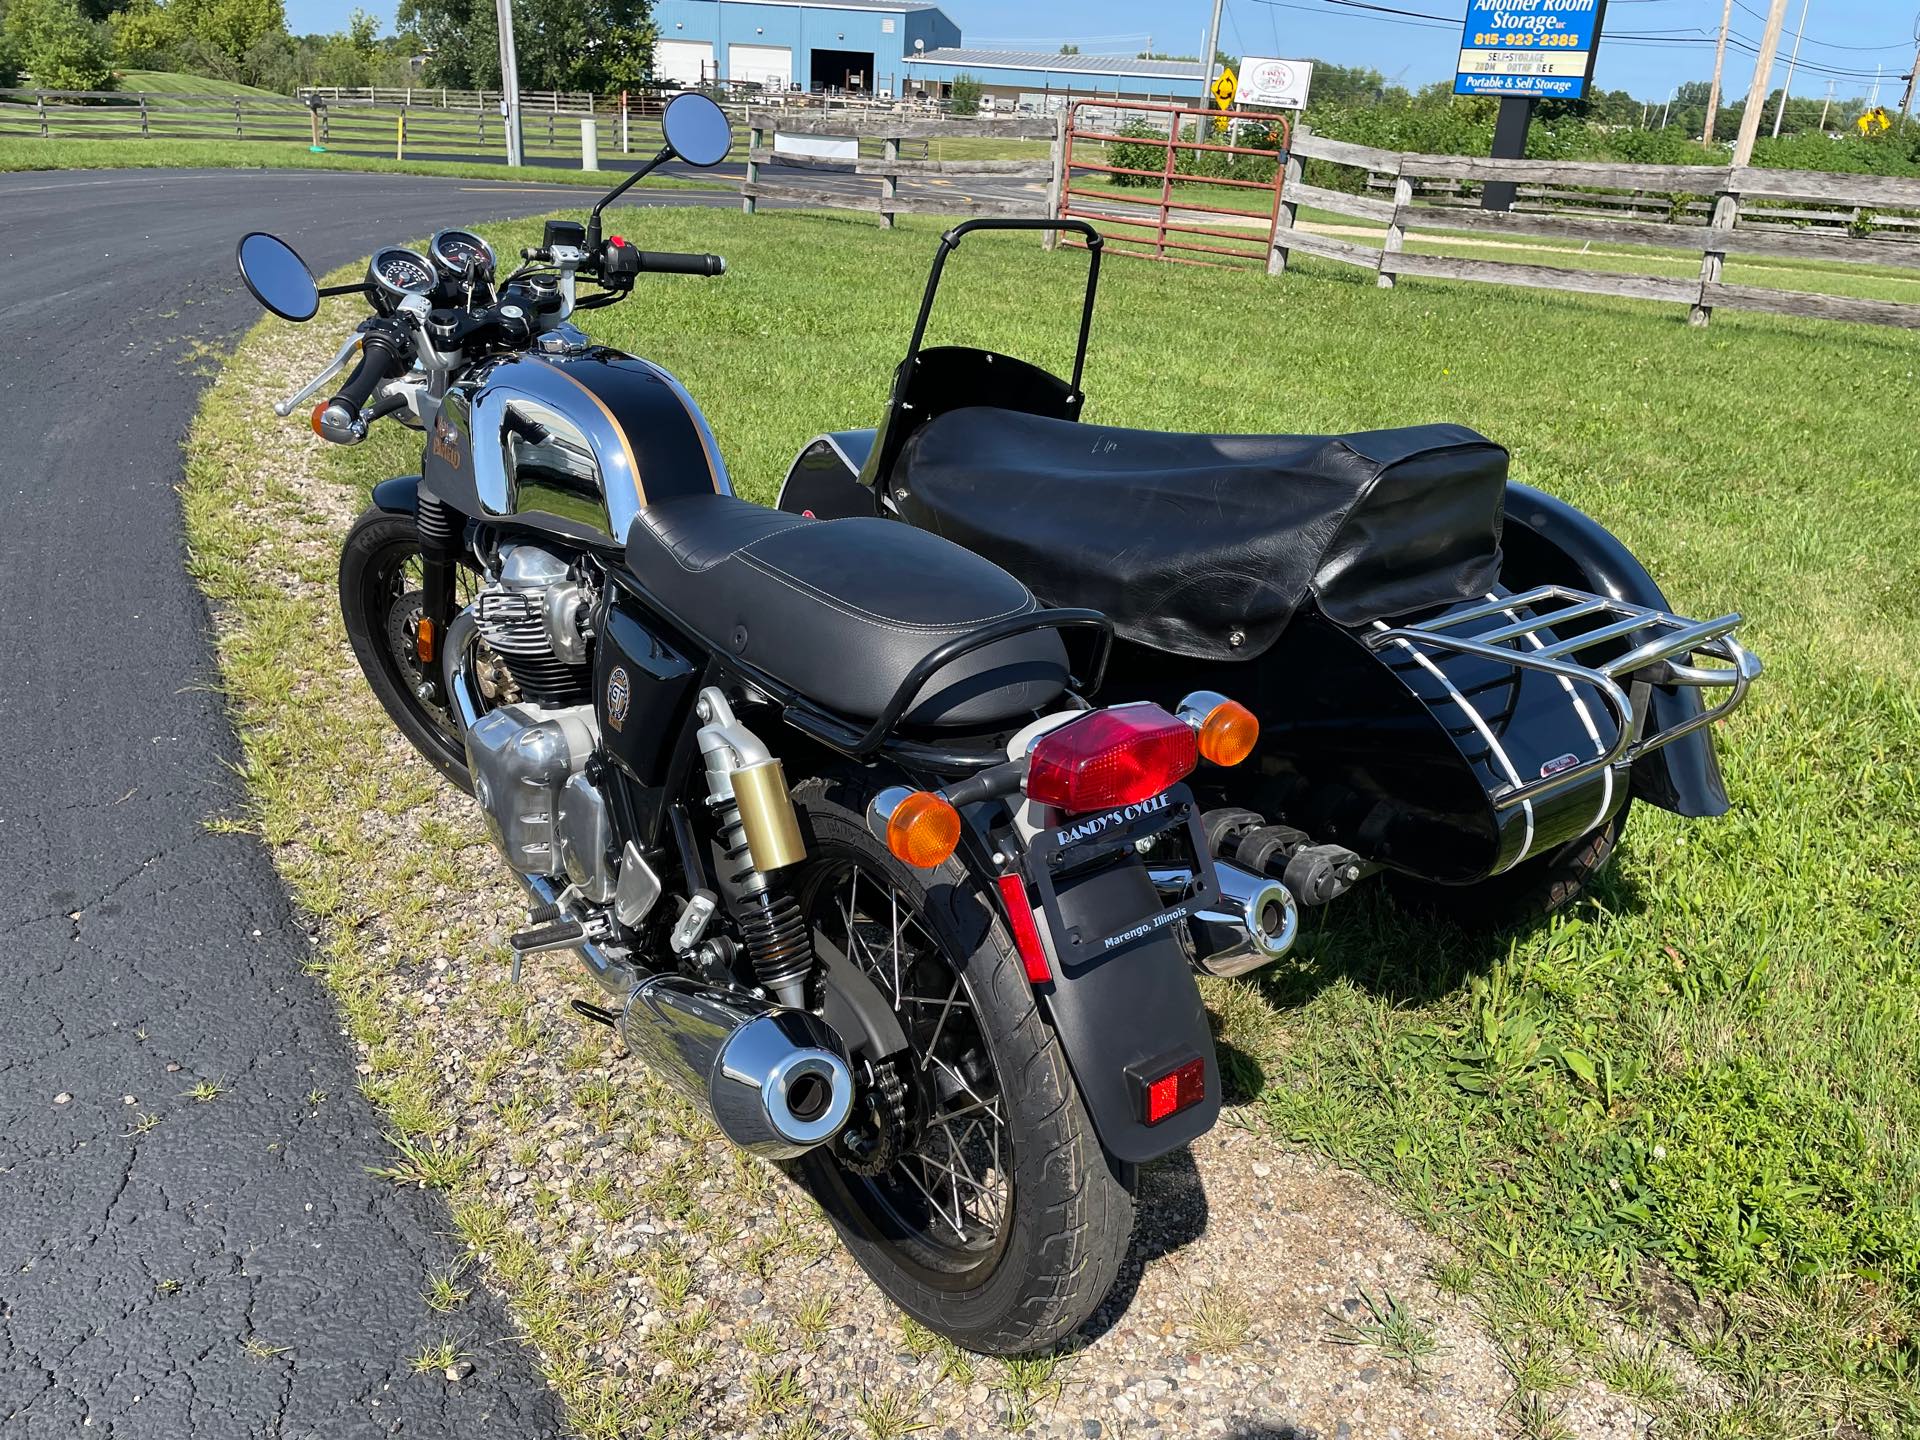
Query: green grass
[[114, 70, 284, 97], [0, 136, 728, 191], [246, 206, 1920, 1432]]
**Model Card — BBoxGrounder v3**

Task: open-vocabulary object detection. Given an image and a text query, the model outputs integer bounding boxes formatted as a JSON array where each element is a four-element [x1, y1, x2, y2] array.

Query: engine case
[[465, 702, 599, 877]]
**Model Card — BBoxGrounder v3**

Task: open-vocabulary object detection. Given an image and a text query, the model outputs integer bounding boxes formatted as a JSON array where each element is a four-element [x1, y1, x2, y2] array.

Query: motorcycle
[[233, 96, 1283, 1355], [776, 217, 1764, 923]]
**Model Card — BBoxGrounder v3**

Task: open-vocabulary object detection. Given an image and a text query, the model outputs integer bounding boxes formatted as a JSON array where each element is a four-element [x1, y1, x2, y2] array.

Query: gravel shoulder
[[182, 305, 1667, 1440]]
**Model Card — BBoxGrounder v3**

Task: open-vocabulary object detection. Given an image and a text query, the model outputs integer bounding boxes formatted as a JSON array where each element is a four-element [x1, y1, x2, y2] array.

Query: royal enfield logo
[[1053, 791, 1172, 848], [430, 418, 461, 469], [606, 666, 631, 732], [1540, 752, 1581, 778]]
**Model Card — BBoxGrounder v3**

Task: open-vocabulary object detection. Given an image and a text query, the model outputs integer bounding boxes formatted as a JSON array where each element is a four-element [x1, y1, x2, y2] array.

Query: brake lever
[[274, 333, 363, 418]]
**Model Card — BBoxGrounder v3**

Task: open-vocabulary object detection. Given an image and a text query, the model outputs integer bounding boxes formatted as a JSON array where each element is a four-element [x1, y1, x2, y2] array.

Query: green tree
[[171, 0, 285, 77], [400, 0, 651, 93], [4, 0, 116, 88], [948, 71, 979, 116], [108, 0, 178, 68], [0, 27, 17, 88]]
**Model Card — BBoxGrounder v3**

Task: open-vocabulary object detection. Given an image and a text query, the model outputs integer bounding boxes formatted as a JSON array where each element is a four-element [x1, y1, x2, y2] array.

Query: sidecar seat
[[896, 407, 1509, 662]]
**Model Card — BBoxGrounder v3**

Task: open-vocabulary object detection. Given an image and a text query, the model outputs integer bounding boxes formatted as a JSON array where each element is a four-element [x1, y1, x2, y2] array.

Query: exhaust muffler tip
[[715, 1013, 855, 1157], [1191, 860, 1299, 979]]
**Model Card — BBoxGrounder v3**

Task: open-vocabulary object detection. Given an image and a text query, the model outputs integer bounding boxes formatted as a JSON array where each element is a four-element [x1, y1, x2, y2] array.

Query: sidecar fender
[[776, 432, 879, 519], [370, 474, 421, 516], [1502, 481, 1731, 818]]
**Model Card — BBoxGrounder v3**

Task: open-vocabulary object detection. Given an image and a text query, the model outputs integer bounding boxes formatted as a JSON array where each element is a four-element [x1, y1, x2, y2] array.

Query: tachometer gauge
[[429, 229, 496, 278], [367, 246, 436, 307]]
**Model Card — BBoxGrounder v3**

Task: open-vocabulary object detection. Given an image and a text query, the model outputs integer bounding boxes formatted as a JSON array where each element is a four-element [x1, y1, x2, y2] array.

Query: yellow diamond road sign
[[1212, 66, 1237, 107]]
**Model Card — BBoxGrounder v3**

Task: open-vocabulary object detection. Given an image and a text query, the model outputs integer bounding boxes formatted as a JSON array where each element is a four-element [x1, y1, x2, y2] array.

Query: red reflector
[[994, 873, 1052, 984], [1026, 704, 1199, 814], [1143, 1056, 1207, 1125]]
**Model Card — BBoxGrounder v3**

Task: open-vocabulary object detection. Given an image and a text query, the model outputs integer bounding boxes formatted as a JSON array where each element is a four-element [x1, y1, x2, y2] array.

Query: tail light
[[1025, 704, 1198, 814], [1135, 1054, 1207, 1125]]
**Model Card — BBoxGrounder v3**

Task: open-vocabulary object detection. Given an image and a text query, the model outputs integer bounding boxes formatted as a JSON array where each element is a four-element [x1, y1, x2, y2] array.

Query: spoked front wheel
[[338, 506, 479, 793], [790, 777, 1135, 1355]]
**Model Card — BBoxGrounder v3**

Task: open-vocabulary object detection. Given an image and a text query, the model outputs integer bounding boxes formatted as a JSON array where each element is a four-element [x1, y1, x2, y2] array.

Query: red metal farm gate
[[1057, 100, 1291, 269]]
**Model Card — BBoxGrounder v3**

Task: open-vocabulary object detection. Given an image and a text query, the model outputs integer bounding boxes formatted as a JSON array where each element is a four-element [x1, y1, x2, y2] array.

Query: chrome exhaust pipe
[[1154, 861, 1299, 979], [618, 974, 855, 1159]]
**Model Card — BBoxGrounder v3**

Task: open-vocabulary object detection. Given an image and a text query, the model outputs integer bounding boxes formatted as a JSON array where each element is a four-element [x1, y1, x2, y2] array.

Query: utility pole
[[494, 0, 524, 168], [1772, 0, 1812, 138], [1199, 0, 1225, 117], [1900, 15, 1920, 127], [1661, 85, 1676, 129], [1703, 0, 1735, 145], [1732, 0, 1791, 168], [1821, 77, 1836, 130]]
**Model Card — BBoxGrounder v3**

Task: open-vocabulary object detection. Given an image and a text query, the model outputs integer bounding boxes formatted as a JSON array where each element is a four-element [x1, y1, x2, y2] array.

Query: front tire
[[338, 506, 475, 793], [790, 776, 1136, 1355]]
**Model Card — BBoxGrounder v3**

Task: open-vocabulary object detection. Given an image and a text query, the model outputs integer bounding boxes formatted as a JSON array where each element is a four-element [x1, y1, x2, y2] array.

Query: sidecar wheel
[[789, 776, 1136, 1355], [1388, 800, 1632, 929]]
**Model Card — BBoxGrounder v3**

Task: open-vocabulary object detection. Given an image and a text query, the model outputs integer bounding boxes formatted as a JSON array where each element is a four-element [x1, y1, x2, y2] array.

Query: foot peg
[[1203, 808, 1364, 907], [509, 914, 586, 982]]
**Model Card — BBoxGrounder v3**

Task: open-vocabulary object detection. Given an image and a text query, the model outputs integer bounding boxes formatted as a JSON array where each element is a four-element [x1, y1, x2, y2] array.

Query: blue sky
[[289, 0, 1916, 106]]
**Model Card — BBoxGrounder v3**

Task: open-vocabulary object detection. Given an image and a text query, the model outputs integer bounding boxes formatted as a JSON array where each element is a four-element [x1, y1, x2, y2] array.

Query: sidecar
[[777, 220, 1759, 906]]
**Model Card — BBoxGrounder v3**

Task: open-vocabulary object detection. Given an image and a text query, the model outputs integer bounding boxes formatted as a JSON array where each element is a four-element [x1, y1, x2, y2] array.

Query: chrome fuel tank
[[425, 349, 731, 550]]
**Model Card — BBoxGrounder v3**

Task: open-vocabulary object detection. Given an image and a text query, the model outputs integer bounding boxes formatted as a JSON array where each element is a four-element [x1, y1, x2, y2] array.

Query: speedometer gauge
[[429, 229, 496, 277], [367, 246, 436, 306]]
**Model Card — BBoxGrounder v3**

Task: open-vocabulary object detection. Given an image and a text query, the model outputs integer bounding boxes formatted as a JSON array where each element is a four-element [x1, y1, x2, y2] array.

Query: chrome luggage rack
[[1366, 585, 1763, 812]]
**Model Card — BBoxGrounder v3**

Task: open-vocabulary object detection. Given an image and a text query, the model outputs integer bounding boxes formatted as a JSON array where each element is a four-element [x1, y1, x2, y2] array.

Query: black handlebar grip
[[632, 250, 726, 276], [329, 345, 387, 416]]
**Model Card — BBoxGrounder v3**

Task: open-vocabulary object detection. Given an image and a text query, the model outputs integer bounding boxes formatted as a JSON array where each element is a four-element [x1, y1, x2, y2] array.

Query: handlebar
[[625, 249, 726, 277], [315, 324, 409, 443]]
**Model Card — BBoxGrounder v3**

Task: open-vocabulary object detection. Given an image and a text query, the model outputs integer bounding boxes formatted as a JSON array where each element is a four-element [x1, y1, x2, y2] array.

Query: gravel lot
[[182, 310, 1664, 1440]]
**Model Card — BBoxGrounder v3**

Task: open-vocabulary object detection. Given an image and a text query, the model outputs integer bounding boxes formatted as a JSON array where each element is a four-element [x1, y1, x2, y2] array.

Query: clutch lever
[[275, 333, 364, 418]]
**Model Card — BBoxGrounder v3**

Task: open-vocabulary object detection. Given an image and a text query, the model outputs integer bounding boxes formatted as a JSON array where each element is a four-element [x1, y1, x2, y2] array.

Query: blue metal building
[[902, 50, 1207, 109], [652, 0, 962, 96]]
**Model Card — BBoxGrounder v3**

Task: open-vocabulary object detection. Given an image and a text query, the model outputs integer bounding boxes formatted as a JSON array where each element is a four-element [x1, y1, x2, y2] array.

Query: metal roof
[[716, 0, 944, 11], [903, 49, 1205, 80]]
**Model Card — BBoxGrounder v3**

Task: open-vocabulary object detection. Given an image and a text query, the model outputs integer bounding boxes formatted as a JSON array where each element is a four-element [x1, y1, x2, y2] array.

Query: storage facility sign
[[1237, 58, 1314, 111], [1454, 0, 1608, 100]]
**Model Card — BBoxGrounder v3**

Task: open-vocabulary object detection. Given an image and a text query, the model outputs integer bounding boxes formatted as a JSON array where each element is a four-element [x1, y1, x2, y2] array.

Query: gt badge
[[606, 666, 631, 731]]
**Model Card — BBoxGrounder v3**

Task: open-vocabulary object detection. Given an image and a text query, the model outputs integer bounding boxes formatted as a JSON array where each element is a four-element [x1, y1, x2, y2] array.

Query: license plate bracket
[[1022, 785, 1219, 966]]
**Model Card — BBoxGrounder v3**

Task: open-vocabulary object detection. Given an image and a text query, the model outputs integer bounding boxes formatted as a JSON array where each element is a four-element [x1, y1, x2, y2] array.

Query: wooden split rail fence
[[741, 109, 1060, 227], [1275, 131, 1920, 329]]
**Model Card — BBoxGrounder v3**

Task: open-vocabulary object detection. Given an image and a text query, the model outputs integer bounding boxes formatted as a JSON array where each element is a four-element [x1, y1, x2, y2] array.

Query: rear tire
[[338, 506, 474, 794], [1389, 799, 1632, 929], [790, 776, 1136, 1355]]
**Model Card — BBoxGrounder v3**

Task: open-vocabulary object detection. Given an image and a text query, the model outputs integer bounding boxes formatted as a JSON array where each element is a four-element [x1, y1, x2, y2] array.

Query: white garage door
[[655, 39, 715, 87], [728, 43, 792, 90]]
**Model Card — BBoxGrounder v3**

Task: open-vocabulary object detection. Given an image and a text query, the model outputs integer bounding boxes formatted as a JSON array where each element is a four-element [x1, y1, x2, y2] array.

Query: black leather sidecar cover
[[897, 406, 1509, 661]]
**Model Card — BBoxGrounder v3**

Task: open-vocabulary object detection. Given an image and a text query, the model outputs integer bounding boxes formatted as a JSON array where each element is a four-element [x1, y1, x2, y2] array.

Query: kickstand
[[571, 999, 619, 1028]]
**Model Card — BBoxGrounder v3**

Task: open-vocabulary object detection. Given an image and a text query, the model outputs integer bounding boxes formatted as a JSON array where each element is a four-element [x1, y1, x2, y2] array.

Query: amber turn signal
[[885, 791, 961, 869], [1197, 699, 1259, 767]]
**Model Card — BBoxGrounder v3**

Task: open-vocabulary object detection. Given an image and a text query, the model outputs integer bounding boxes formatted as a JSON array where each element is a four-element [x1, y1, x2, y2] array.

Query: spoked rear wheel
[[790, 778, 1135, 1355], [338, 506, 480, 793]]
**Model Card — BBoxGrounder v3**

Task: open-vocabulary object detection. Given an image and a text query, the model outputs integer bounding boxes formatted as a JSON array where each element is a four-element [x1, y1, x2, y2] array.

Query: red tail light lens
[[1142, 1056, 1207, 1125], [1025, 704, 1199, 814]]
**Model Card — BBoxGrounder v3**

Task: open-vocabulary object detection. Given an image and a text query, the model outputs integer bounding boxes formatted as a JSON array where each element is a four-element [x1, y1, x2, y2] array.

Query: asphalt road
[[0, 168, 737, 1439]]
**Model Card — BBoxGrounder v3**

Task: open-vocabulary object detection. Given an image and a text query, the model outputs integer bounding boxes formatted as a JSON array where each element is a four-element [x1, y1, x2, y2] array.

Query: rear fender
[[998, 844, 1220, 1166], [1502, 481, 1731, 818]]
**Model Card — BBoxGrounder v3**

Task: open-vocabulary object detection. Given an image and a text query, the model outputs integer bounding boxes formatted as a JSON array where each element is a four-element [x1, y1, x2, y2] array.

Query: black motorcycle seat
[[897, 407, 1509, 662], [626, 492, 1069, 727]]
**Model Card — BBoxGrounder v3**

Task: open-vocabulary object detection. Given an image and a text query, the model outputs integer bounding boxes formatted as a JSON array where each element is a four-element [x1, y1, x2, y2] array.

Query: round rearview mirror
[[661, 93, 733, 168], [236, 231, 319, 322]]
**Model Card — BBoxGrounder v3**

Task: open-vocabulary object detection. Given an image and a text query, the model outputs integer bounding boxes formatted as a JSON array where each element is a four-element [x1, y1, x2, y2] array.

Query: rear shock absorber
[[696, 689, 814, 1008]]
